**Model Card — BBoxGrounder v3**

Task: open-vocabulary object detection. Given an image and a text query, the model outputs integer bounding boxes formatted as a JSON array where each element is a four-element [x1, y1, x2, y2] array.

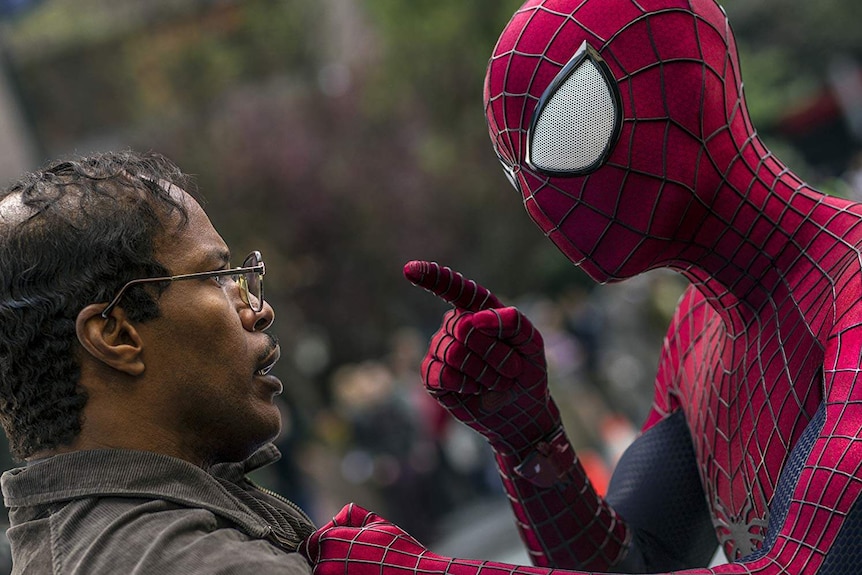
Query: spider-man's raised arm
[[402, 262, 717, 572]]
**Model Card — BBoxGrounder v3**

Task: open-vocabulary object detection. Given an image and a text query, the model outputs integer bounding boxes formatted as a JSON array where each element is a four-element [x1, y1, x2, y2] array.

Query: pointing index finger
[[404, 260, 503, 311]]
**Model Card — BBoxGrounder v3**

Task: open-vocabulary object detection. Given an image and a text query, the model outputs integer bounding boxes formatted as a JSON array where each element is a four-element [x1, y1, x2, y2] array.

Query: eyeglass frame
[[99, 251, 265, 319]]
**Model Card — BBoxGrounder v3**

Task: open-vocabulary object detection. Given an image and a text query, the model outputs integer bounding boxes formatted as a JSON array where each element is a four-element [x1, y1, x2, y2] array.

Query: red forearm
[[492, 428, 630, 571]]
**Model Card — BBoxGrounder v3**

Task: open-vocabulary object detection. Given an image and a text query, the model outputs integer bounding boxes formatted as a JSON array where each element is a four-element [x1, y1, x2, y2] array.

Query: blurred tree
[[722, 0, 862, 177], [359, 0, 588, 302]]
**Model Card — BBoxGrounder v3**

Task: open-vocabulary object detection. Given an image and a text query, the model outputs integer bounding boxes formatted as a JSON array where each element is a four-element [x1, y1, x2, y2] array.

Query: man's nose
[[249, 300, 275, 332]]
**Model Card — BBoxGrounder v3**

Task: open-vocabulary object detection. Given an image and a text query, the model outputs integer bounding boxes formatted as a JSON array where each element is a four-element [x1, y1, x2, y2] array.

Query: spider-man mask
[[485, 0, 758, 282]]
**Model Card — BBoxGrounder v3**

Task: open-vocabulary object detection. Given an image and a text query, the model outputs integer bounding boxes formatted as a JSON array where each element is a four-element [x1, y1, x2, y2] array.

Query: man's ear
[[76, 304, 145, 376]]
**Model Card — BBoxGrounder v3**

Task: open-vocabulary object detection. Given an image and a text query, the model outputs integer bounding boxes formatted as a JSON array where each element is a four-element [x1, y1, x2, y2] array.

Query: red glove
[[300, 503, 558, 575], [404, 261, 561, 456]]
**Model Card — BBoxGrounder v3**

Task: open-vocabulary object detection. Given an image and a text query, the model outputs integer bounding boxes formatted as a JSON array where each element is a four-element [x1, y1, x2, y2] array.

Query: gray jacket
[[1, 444, 315, 574]]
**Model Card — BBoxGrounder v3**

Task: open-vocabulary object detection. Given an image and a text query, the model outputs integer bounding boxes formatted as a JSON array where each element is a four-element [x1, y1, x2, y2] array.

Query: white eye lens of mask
[[527, 41, 622, 176]]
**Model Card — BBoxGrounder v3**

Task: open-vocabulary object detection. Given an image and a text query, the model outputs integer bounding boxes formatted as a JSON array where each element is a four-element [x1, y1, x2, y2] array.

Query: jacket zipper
[[249, 479, 315, 526]]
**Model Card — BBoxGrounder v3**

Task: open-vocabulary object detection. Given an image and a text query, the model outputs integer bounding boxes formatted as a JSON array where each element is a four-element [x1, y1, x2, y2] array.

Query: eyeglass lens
[[241, 252, 263, 312]]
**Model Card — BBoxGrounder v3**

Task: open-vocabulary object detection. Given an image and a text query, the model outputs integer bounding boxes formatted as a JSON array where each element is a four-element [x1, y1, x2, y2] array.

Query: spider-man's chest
[[662, 305, 823, 561]]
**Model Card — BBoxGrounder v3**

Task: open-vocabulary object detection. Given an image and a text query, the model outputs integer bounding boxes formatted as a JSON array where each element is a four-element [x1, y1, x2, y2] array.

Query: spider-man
[[302, 0, 862, 573]]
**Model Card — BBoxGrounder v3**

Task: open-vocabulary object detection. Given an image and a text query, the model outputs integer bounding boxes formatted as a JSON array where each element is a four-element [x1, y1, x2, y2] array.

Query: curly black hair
[[0, 150, 194, 459]]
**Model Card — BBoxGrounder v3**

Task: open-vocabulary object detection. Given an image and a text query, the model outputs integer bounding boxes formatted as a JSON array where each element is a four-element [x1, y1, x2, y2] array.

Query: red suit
[[303, 0, 862, 573]]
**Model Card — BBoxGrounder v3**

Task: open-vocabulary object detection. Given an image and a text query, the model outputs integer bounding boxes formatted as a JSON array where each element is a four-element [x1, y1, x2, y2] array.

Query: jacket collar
[[2, 443, 282, 539]]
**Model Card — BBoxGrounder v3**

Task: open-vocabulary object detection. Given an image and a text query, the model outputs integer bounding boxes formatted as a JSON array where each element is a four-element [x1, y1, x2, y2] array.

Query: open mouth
[[255, 346, 280, 376]]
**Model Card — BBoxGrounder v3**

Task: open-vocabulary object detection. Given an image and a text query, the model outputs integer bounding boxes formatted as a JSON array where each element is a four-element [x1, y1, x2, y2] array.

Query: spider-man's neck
[[669, 142, 862, 338]]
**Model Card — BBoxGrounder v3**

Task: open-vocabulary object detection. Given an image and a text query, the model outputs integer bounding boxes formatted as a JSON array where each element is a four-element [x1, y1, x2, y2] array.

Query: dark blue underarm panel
[[606, 409, 717, 572]]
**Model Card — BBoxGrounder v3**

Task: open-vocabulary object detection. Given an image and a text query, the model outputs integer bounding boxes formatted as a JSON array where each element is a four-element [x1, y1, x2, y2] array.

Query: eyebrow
[[201, 249, 231, 271]]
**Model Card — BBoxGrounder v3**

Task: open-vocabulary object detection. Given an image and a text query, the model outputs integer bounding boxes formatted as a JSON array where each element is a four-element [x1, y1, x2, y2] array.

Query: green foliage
[[361, 0, 521, 116], [723, 0, 862, 69], [721, 0, 862, 182], [734, 42, 820, 128]]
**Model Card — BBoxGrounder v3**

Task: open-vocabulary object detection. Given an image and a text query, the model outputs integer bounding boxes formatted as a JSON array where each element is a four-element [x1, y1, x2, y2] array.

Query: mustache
[[257, 332, 280, 364]]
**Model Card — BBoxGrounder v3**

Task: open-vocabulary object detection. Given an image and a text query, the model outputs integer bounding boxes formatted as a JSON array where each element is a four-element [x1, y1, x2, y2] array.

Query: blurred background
[[0, 0, 861, 568]]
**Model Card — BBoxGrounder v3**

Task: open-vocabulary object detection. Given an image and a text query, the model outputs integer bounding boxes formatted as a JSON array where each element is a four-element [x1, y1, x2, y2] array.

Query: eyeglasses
[[100, 251, 265, 319]]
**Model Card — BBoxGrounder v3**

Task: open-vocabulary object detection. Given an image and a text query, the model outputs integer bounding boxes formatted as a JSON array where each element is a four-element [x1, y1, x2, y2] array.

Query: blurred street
[[431, 498, 530, 565]]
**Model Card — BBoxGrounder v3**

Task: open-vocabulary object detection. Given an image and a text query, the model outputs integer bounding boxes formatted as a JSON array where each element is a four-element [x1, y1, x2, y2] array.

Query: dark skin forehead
[[152, 183, 231, 275]]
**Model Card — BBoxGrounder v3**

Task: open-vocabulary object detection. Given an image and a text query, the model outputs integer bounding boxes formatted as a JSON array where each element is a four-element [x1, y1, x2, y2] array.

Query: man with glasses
[[0, 150, 314, 573]]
